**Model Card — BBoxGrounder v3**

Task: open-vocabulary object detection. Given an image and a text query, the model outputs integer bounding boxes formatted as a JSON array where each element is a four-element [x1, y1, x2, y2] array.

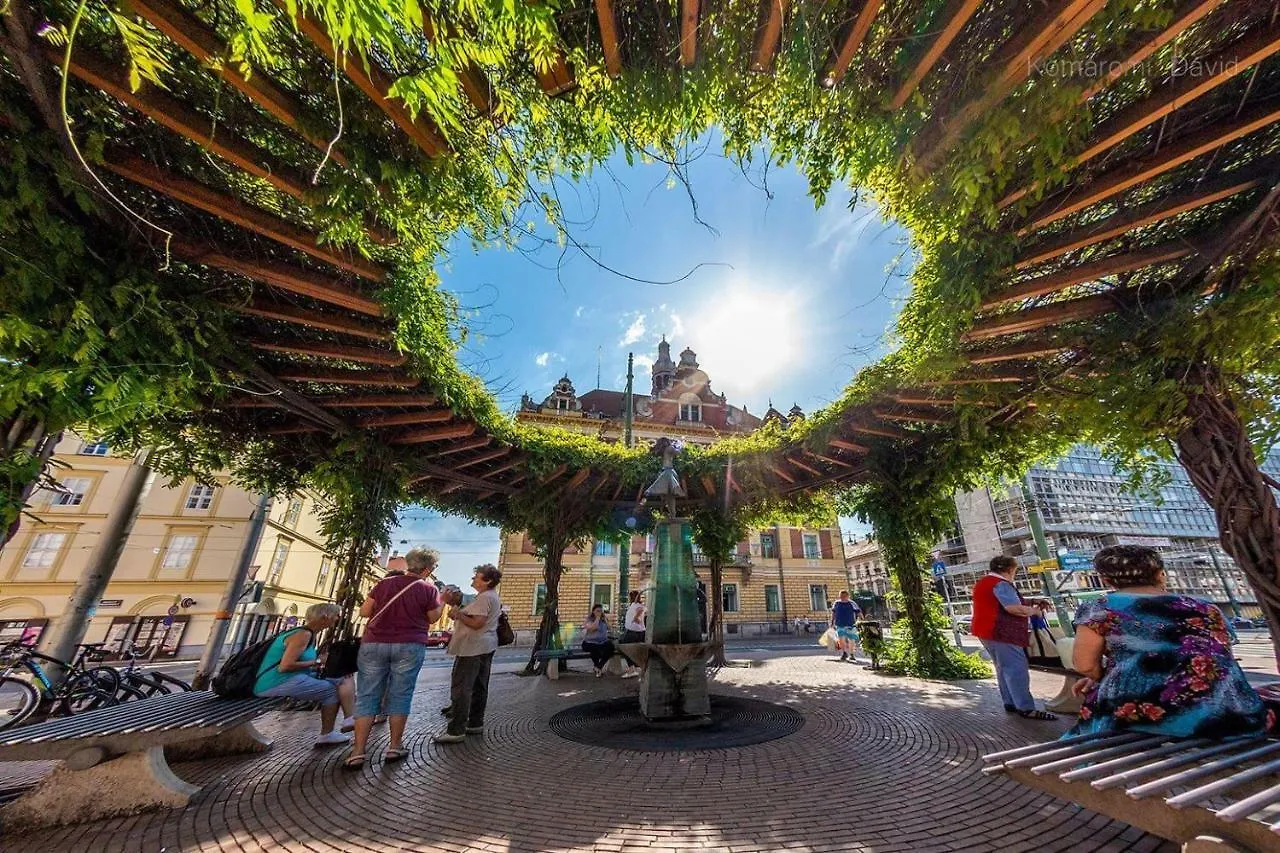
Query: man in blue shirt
[[830, 590, 862, 661]]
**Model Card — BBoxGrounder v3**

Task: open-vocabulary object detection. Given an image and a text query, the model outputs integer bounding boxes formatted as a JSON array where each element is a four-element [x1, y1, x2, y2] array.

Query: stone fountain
[[617, 440, 712, 722]]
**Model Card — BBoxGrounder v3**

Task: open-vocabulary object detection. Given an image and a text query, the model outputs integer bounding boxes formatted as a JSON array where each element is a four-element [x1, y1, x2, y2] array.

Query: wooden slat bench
[[0, 690, 279, 831], [983, 731, 1280, 852]]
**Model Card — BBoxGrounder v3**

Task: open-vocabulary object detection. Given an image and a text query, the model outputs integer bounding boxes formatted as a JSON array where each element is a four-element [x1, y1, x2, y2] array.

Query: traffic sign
[[930, 560, 947, 578], [1026, 559, 1058, 574], [1057, 552, 1092, 573], [167, 605, 179, 617]]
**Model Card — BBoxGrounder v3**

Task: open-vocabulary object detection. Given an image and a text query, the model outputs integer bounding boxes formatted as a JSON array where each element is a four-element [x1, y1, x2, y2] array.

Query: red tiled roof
[[578, 389, 649, 418], [386, 556, 408, 573]]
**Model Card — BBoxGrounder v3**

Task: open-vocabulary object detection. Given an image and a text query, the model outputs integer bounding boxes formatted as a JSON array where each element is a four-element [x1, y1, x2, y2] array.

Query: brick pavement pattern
[[1, 653, 1174, 853]]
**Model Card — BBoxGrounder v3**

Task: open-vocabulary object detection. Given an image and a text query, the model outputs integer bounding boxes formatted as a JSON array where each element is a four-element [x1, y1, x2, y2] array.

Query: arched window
[[678, 393, 701, 423]]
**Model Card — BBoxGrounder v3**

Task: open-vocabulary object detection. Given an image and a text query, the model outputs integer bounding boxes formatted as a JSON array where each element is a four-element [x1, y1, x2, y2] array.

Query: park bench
[[534, 645, 625, 680], [0, 690, 278, 831], [983, 731, 1280, 852]]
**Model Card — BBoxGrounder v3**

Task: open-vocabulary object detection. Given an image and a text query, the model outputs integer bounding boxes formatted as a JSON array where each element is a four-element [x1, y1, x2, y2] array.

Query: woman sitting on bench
[[581, 604, 615, 678], [1067, 545, 1270, 740], [253, 602, 356, 746]]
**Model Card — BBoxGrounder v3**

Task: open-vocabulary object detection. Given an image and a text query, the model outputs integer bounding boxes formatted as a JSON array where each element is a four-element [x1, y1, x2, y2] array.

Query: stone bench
[[0, 690, 278, 831], [534, 646, 625, 680], [983, 731, 1280, 852]]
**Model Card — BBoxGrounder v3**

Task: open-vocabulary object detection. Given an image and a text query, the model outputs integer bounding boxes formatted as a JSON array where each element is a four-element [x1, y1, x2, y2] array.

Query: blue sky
[[393, 137, 914, 587]]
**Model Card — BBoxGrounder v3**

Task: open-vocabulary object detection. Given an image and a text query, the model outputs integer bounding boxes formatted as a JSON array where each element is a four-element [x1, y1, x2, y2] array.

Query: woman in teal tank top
[[252, 603, 356, 746]]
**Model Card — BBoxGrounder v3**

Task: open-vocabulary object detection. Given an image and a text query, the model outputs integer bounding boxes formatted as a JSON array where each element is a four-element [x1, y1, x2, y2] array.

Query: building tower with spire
[[651, 336, 675, 397]]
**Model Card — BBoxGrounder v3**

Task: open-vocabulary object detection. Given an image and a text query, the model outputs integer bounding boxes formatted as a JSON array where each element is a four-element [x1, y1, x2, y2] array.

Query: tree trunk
[[1, 419, 59, 549], [1173, 363, 1280, 662], [708, 558, 727, 666], [524, 533, 567, 675]]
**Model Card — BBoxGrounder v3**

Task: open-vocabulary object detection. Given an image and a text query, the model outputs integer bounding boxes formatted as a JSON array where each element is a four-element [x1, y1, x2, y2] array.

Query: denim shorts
[[355, 642, 426, 717], [259, 674, 343, 704]]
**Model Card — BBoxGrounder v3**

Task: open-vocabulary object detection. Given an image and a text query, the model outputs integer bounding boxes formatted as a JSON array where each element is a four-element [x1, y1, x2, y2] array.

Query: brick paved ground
[[1, 652, 1174, 853]]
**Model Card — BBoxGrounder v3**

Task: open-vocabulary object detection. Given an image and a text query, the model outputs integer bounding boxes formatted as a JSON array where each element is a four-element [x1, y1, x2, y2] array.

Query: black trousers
[[582, 640, 614, 669], [447, 651, 494, 735]]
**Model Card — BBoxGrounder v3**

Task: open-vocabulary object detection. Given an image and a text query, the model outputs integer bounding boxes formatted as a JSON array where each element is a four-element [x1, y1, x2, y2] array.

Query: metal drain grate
[[548, 695, 805, 752]]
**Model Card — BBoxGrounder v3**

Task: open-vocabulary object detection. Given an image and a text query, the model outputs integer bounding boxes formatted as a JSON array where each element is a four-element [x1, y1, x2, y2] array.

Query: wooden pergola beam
[[422, 12, 495, 114], [595, 0, 624, 77], [964, 292, 1122, 341], [965, 340, 1073, 364], [873, 407, 951, 425], [1063, 22, 1280, 171], [265, 424, 324, 435], [564, 468, 592, 493], [769, 464, 796, 484], [129, 0, 347, 166], [914, 0, 1107, 169], [1078, 0, 1228, 104], [751, 0, 789, 73], [828, 437, 870, 453], [821, 0, 884, 88], [542, 464, 569, 485], [175, 242, 383, 316], [106, 154, 384, 281], [279, 5, 448, 157], [852, 422, 909, 440], [804, 449, 855, 469], [680, 0, 700, 68], [535, 50, 577, 96], [391, 423, 477, 444], [454, 448, 511, 470], [435, 436, 493, 455], [700, 474, 716, 496], [889, 0, 982, 109], [316, 394, 437, 408], [1020, 101, 1280, 234], [273, 367, 419, 387], [786, 455, 822, 477], [484, 457, 523, 477], [983, 241, 1194, 309], [57, 48, 311, 202], [1013, 169, 1267, 269], [411, 461, 517, 494], [920, 374, 1030, 386], [227, 299, 389, 341], [891, 394, 958, 406], [356, 410, 454, 429], [249, 339, 406, 367]]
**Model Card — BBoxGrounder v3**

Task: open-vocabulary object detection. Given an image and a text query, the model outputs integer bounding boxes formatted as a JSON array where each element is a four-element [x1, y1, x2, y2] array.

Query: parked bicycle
[[0, 642, 145, 731], [110, 644, 193, 697]]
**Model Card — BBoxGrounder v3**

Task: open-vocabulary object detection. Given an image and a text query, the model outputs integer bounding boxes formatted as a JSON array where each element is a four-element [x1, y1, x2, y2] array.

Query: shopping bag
[[1026, 613, 1062, 667], [818, 627, 837, 648]]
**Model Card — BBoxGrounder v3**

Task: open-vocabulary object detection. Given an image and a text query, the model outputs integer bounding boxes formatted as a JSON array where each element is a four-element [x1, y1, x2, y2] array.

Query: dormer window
[[555, 398, 568, 411], [679, 403, 701, 422]]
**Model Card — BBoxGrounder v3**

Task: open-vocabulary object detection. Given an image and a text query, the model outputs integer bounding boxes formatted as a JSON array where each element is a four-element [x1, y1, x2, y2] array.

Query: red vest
[[971, 574, 1029, 647]]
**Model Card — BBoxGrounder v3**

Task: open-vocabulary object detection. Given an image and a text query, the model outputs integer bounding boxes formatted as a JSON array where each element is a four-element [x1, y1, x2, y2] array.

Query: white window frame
[[185, 483, 216, 510], [760, 533, 777, 560], [267, 538, 292, 584], [722, 582, 740, 613], [593, 540, 616, 556], [78, 440, 109, 456], [803, 533, 821, 560], [51, 477, 92, 507], [315, 555, 333, 594], [283, 498, 304, 528], [161, 534, 200, 572], [22, 532, 67, 569], [679, 403, 702, 422], [809, 584, 829, 612], [592, 583, 612, 612]]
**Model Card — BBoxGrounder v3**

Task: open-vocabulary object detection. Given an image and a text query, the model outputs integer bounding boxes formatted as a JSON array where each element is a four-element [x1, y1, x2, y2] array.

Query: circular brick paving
[[0, 653, 1176, 852], [548, 694, 805, 751]]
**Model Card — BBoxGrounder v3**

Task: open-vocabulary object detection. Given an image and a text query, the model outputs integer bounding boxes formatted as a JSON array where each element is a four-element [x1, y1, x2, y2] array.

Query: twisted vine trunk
[[707, 557, 727, 667], [1173, 364, 1280, 661], [524, 532, 567, 675], [1, 417, 60, 548]]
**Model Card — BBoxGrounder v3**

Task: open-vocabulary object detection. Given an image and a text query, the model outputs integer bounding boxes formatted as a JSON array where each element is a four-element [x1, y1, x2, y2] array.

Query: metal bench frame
[[984, 732, 1280, 852], [534, 646, 625, 680], [0, 691, 278, 831]]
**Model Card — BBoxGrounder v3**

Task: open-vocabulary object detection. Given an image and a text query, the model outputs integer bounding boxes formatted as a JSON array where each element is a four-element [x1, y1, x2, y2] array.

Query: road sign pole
[[1023, 476, 1074, 637]]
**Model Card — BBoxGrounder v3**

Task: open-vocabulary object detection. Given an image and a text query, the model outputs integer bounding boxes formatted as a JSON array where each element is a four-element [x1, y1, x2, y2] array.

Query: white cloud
[[810, 194, 884, 272], [535, 351, 551, 367], [668, 311, 685, 339], [619, 312, 647, 346], [574, 305, 585, 318]]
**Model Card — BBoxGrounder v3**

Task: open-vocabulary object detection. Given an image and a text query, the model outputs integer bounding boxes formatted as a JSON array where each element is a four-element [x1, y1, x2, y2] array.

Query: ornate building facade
[[501, 340, 849, 639]]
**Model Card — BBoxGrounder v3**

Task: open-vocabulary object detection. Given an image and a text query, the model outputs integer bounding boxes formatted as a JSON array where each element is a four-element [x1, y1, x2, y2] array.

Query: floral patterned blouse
[[1066, 593, 1271, 740]]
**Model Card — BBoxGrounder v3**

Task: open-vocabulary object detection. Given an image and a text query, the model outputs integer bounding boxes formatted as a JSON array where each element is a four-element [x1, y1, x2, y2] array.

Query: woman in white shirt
[[434, 564, 503, 743], [619, 590, 646, 679]]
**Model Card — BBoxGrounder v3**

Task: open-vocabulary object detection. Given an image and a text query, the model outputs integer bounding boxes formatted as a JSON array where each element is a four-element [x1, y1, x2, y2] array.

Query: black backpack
[[212, 628, 308, 699]]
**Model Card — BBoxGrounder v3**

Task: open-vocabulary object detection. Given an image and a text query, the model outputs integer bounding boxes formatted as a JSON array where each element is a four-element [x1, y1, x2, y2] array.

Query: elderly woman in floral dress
[[1067, 545, 1271, 740]]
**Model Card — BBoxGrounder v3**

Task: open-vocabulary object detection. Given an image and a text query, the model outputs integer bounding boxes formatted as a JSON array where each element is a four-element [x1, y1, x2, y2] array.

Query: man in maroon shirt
[[344, 548, 443, 769]]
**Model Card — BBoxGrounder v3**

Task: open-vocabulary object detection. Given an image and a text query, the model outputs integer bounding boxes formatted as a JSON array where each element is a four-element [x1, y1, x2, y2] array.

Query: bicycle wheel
[[0, 677, 39, 731], [82, 665, 122, 696], [59, 672, 120, 716], [150, 671, 192, 692], [125, 672, 170, 696], [115, 682, 148, 703]]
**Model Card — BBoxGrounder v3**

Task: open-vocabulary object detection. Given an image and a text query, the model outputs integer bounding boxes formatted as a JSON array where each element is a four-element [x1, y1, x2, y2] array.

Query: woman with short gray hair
[[253, 602, 355, 746]]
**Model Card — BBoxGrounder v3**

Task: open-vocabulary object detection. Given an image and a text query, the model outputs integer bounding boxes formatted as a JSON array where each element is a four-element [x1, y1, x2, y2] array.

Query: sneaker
[[315, 730, 351, 746], [594, 668, 603, 678], [465, 725, 484, 734], [839, 652, 847, 661], [433, 732, 466, 744], [340, 716, 356, 732], [621, 670, 639, 679]]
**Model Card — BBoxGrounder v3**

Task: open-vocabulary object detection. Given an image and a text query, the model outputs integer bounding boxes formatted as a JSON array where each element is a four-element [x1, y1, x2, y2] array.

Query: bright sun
[[689, 284, 801, 400]]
